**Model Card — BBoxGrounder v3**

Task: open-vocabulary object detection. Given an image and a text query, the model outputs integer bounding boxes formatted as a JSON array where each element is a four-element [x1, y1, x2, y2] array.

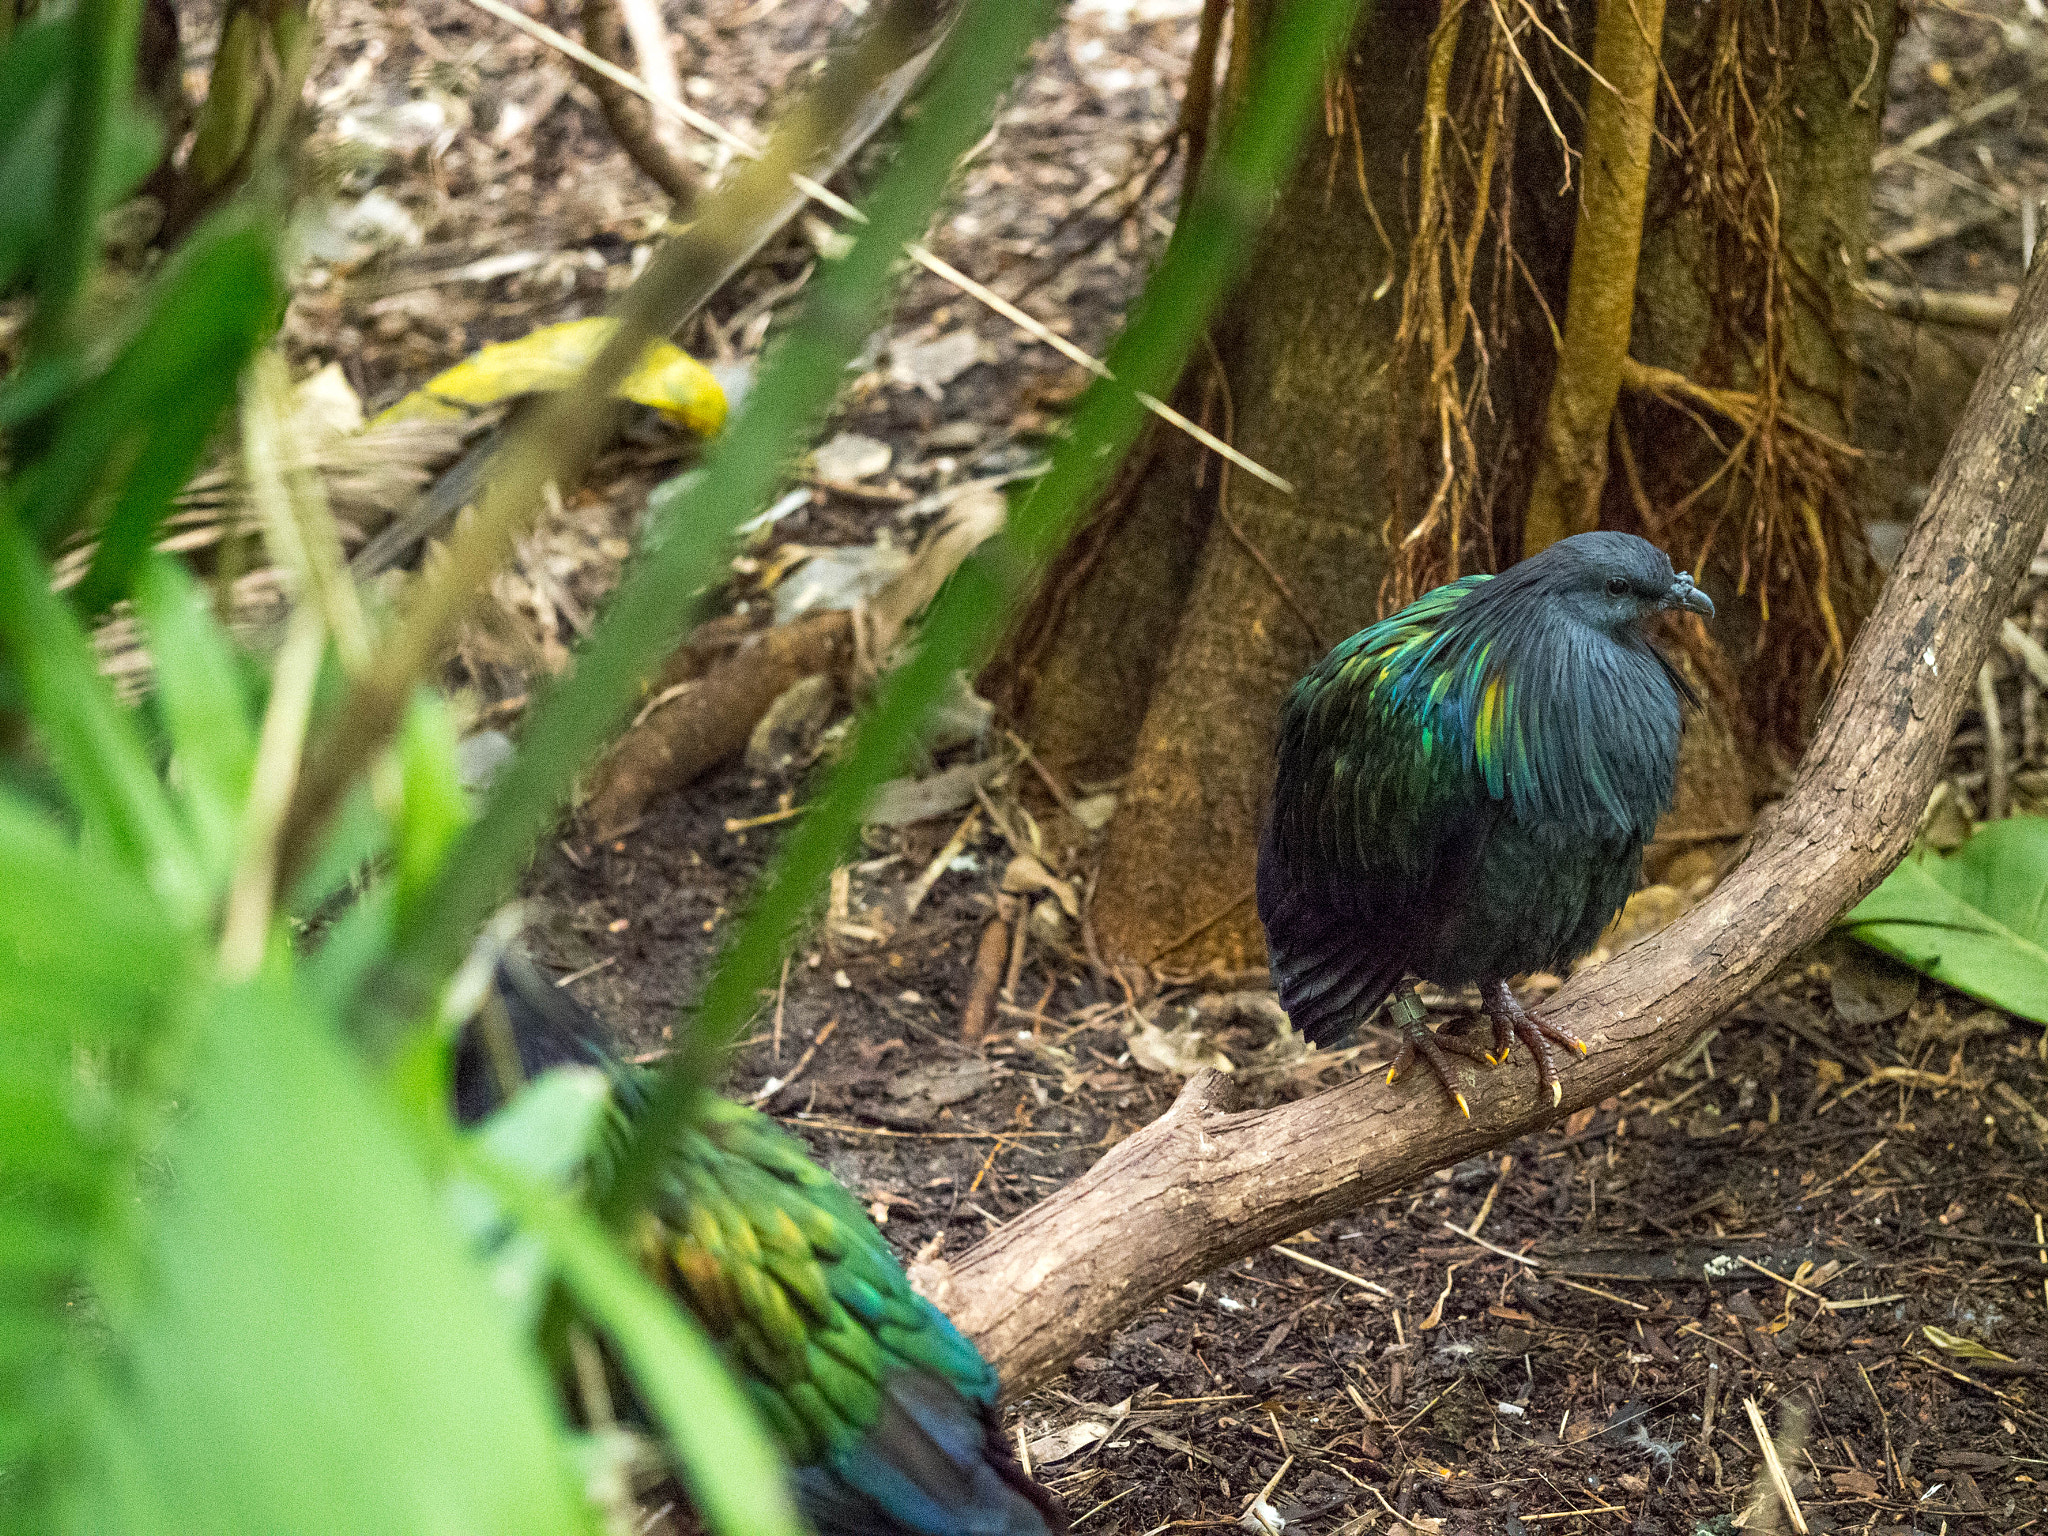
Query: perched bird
[[458, 957, 1064, 1536], [1256, 531, 1713, 1114]]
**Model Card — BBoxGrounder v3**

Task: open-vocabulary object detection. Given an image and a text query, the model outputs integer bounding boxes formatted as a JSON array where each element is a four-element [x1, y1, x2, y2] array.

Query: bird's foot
[[1480, 978, 1587, 1107], [1383, 987, 1488, 1119]]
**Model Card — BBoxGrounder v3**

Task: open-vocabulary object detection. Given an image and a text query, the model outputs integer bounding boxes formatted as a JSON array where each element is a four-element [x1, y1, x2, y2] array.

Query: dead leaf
[[810, 430, 892, 482], [1830, 1468, 1882, 1497], [1924, 1325, 2015, 1363], [1026, 1420, 1110, 1466], [1126, 1021, 1233, 1077], [1829, 942, 1920, 1026], [866, 488, 1005, 655], [886, 1058, 999, 1107], [1002, 851, 1080, 918], [888, 328, 993, 397], [866, 760, 1001, 827]]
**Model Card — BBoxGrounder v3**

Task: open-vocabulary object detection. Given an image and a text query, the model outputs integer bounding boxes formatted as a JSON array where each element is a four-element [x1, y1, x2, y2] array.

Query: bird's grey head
[[1525, 530, 1714, 636]]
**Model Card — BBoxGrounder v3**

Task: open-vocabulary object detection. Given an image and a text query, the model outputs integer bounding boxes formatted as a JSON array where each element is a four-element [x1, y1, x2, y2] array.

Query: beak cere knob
[[1669, 574, 1714, 619]]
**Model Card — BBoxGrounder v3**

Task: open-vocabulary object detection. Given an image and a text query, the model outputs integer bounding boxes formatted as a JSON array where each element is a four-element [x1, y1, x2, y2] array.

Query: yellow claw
[[1453, 1093, 1471, 1119], [1385, 1065, 1401, 1086], [1572, 1039, 1591, 1056], [1551, 1081, 1563, 1108]]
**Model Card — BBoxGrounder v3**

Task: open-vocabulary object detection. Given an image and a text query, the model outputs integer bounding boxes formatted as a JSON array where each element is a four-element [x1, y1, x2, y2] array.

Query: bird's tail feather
[[803, 1372, 1064, 1536], [455, 951, 647, 1124], [459, 958, 1064, 1536], [1262, 896, 1404, 1049]]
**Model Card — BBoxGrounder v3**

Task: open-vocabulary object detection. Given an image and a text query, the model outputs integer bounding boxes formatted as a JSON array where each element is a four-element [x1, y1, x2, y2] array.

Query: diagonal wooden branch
[[946, 255, 2048, 1398]]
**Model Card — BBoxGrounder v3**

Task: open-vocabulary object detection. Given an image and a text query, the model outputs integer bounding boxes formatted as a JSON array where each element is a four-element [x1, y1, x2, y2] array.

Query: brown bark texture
[[948, 257, 2048, 1396], [1523, 0, 1669, 552], [1626, 0, 1899, 744], [1075, 5, 1576, 972]]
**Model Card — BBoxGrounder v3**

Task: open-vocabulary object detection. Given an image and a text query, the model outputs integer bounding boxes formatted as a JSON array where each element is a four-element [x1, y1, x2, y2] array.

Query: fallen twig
[[1742, 1397, 1810, 1535]]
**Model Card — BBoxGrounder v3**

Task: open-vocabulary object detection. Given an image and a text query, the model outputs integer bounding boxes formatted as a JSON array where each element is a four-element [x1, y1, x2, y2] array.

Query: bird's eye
[[1604, 576, 1629, 597]]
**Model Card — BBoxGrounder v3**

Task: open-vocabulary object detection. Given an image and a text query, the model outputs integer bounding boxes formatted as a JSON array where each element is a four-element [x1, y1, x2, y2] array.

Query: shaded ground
[[260, 0, 2048, 1529]]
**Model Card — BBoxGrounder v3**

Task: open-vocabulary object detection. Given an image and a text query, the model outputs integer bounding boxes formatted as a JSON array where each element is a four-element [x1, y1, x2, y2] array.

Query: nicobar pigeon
[[1256, 531, 1714, 1115], [458, 957, 1065, 1536]]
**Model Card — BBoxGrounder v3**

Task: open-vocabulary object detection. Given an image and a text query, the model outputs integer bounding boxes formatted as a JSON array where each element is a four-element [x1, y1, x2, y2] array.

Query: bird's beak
[[1664, 574, 1714, 619]]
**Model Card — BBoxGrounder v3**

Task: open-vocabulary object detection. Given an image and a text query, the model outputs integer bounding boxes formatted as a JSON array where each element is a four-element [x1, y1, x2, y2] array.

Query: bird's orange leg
[[1480, 978, 1587, 1107], [1383, 987, 1489, 1119]]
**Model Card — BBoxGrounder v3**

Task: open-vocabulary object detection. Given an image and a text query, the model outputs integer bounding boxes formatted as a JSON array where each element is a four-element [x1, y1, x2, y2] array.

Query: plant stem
[[1523, 0, 1668, 554]]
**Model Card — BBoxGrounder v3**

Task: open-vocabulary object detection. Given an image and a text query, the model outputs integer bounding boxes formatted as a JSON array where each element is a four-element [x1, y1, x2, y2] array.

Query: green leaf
[[1840, 816, 2048, 1024], [394, 689, 471, 916], [0, 511, 202, 914], [449, 1066, 614, 1332], [0, 20, 74, 295], [0, 790, 192, 1534], [25, 0, 156, 363], [454, 1127, 807, 1536], [132, 555, 258, 877], [21, 206, 279, 577], [102, 971, 599, 1535]]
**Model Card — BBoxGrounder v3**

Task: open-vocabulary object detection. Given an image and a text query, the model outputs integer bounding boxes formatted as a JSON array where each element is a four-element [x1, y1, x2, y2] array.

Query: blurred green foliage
[[0, 0, 1364, 1529]]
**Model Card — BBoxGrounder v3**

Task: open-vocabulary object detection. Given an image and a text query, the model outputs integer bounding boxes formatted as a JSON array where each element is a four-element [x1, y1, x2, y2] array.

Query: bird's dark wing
[[1258, 577, 1504, 1046]]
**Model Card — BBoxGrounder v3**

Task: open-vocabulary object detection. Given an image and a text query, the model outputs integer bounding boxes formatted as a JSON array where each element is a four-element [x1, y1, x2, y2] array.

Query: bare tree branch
[[946, 255, 2048, 1398]]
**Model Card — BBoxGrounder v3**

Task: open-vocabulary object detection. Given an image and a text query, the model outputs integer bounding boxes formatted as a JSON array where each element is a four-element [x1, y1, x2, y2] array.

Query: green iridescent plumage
[[1258, 532, 1712, 1111], [463, 961, 1062, 1536]]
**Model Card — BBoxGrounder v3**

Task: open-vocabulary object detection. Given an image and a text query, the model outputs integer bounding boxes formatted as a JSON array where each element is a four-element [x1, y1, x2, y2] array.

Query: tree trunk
[[1626, 0, 1900, 754], [996, 0, 1897, 972], [1005, 2, 1577, 971]]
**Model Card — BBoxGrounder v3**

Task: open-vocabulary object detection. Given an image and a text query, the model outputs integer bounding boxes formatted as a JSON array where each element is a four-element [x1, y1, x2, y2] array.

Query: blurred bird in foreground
[[1257, 531, 1713, 1115], [459, 957, 1064, 1536]]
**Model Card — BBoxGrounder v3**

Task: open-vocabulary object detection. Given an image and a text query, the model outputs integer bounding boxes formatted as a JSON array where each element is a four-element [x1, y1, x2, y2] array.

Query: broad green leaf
[[0, 789, 187, 1039], [0, 21, 73, 295], [0, 17, 160, 301], [1840, 816, 2048, 1024], [449, 1066, 613, 1330], [455, 1130, 806, 1536], [0, 791, 191, 1536], [103, 971, 597, 1536]]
